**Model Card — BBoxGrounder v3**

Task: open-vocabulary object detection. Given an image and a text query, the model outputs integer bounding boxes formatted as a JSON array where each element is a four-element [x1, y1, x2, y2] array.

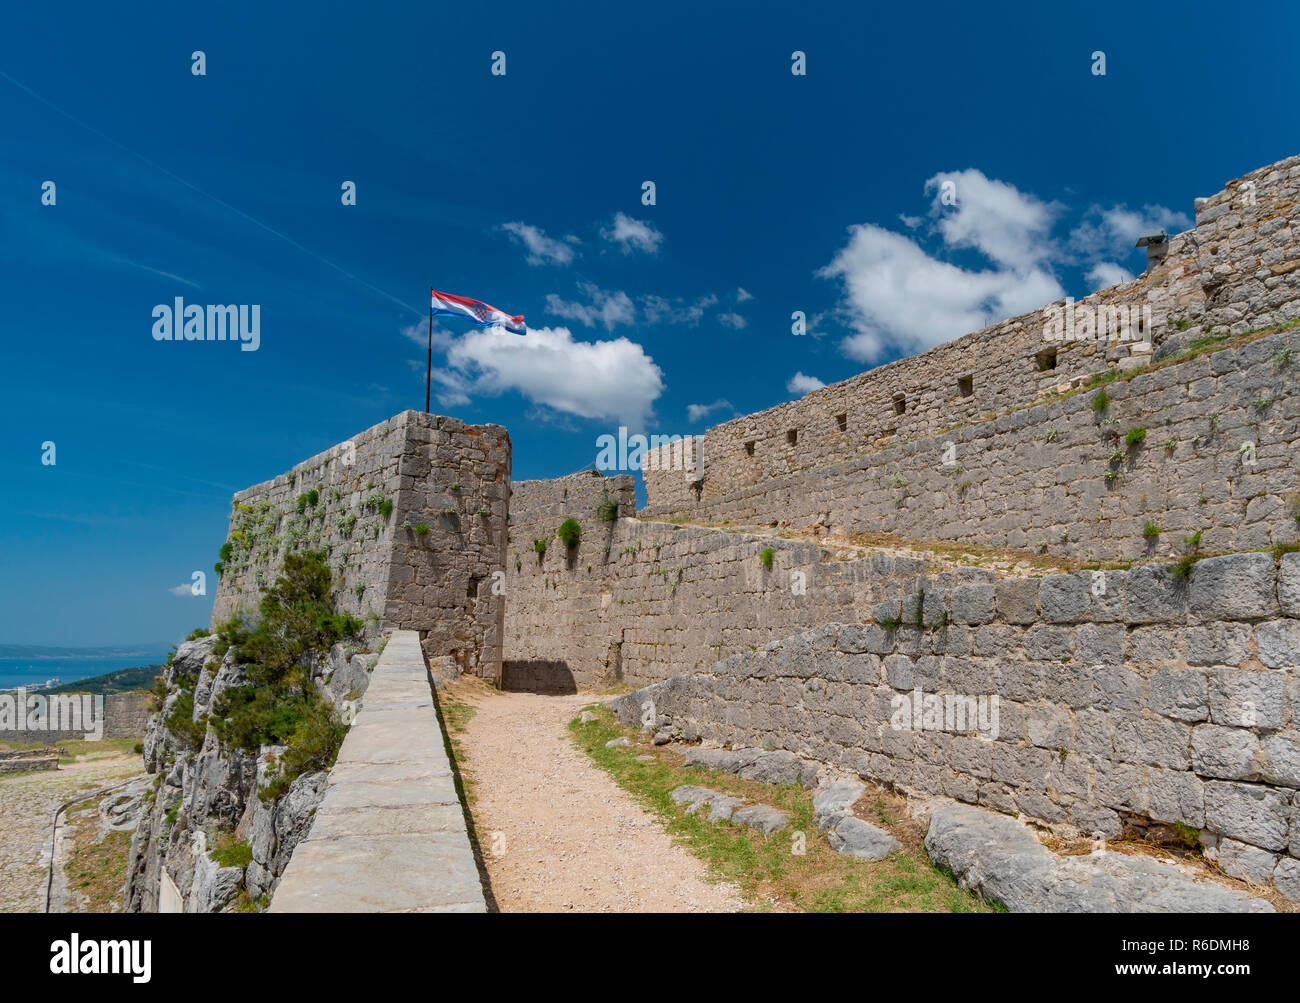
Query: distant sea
[[0, 654, 169, 691]]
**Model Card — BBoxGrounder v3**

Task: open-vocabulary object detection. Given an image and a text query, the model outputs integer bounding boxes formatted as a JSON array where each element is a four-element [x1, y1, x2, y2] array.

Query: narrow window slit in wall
[[893, 394, 906, 415], [835, 413, 848, 432], [744, 440, 756, 457], [1036, 348, 1058, 371], [958, 375, 974, 397], [786, 429, 798, 446]]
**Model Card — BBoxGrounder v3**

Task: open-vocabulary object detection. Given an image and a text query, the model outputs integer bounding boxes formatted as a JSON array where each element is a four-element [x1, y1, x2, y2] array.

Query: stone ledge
[[269, 630, 486, 913]]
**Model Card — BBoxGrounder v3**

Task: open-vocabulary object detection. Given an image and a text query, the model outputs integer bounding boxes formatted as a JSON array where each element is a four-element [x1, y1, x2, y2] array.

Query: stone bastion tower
[[210, 410, 511, 683]]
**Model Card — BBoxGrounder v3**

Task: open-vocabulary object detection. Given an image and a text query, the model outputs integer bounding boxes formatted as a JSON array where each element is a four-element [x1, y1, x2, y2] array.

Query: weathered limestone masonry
[[612, 552, 1300, 901], [270, 631, 485, 912], [651, 326, 1300, 561], [503, 471, 633, 690], [503, 470, 995, 690], [0, 691, 151, 743], [643, 155, 1300, 562], [641, 434, 705, 512], [211, 410, 510, 680]]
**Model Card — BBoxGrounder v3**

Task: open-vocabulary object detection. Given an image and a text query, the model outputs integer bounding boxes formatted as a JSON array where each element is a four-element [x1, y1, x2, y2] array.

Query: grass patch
[[0, 736, 140, 763], [209, 831, 253, 869], [62, 802, 132, 913], [435, 683, 481, 808], [569, 708, 998, 913], [596, 494, 620, 522], [558, 518, 582, 549]]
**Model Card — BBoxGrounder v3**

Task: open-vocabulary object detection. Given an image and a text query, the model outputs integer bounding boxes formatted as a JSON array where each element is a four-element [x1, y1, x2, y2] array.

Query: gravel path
[[0, 756, 144, 913], [454, 689, 746, 913]]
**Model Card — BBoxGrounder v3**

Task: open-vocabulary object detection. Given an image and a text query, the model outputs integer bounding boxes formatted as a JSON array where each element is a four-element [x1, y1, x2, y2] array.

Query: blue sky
[[2, 0, 1297, 647]]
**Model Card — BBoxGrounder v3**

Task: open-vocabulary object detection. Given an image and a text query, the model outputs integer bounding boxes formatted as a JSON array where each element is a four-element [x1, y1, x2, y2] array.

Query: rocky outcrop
[[124, 635, 377, 912], [925, 801, 1274, 913]]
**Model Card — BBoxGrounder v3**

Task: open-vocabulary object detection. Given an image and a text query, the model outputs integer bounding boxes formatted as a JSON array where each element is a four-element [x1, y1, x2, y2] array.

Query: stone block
[[1189, 553, 1277, 619], [1209, 668, 1286, 729], [1257, 732, 1300, 788], [1113, 714, 1191, 770], [1039, 573, 1091, 623], [1256, 620, 1300, 669], [1148, 768, 1205, 827], [996, 579, 1039, 624], [1204, 781, 1292, 851], [1147, 666, 1209, 722], [1191, 724, 1259, 780], [1125, 564, 1186, 622], [949, 585, 995, 625], [1279, 553, 1300, 616]]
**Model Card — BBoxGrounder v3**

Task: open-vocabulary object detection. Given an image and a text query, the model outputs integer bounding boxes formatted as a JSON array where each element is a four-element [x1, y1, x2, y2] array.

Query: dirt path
[[452, 687, 746, 913], [0, 755, 143, 913]]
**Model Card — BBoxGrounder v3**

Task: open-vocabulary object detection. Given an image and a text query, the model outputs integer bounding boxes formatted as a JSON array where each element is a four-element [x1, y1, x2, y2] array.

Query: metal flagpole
[[425, 291, 433, 413]]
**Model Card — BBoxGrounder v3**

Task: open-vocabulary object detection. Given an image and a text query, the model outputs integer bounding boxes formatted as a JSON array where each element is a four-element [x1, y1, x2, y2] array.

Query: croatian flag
[[430, 288, 525, 333]]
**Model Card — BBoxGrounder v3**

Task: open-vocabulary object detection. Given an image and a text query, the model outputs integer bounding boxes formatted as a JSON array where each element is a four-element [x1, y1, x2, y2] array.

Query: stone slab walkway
[[455, 688, 746, 912], [269, 631, 485, 912]]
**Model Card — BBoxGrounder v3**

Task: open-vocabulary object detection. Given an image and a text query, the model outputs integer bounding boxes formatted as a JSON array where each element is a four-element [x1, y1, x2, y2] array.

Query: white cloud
[[545, 282, 636, 331], [736, 287, 754, 302], [820, 169, 1067, 363], [499, 221, 578, 266], [820, 222, 1063, 362], [786, 372, 826, 395], [1085, 262, 1135, 290], [445, 325, 664, 427], [717, 311, 748, 330], [687, 398, 733, 423], [405, 358, 471, 407], [1069, 204, 1192, 260], [926, 169, 1062, 271], [601, 212, 663, 255], [820, 169, 1197, 365], [168, 583, 196, 597], [640, 293, 718, 326], [401, 320, 456, 351]]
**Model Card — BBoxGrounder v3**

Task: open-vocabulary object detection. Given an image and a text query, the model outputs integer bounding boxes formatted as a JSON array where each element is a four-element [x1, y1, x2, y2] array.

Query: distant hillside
[[0, 643, 166, 660], [38, 665, 164, 695]]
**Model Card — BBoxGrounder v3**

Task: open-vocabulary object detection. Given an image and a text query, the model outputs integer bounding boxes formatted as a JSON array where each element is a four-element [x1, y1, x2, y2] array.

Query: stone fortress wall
[[498, 153, 1300, 902], [645, 326, 1300, 561], [642, 154, 1300, 563], [0, 691, 152, 744], [193, 153, 1300, 907], [210, 410, 510, 680], [502, 470, 989, 690], [611, 553, 1300, 899]]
